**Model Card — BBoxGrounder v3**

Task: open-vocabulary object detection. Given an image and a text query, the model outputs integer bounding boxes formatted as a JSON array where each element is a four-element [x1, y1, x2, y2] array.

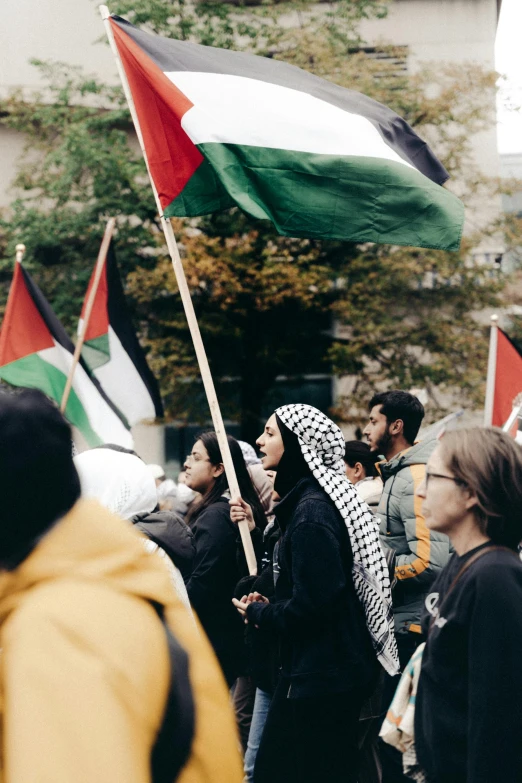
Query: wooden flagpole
[[502, 404, 521, 434], [99, 5, 257, 574], [60, 217, 116, 413], [483, 314, 498, 427]]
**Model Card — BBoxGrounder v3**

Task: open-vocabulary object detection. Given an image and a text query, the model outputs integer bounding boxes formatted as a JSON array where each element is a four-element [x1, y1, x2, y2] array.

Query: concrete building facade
[[0, 0, 504, 457], [359, 0, 502, 262], [501, 152, 522, 215], [1, 0, 503, 216]]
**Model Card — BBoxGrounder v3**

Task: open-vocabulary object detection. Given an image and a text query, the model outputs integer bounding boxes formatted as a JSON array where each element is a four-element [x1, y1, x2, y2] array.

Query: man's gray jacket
[[377, 439, 451, 636]]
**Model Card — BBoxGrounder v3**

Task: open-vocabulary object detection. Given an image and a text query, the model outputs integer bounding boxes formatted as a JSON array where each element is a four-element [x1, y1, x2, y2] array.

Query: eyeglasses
[[185, 453, 211, 464], [425, 471, 466, 490]]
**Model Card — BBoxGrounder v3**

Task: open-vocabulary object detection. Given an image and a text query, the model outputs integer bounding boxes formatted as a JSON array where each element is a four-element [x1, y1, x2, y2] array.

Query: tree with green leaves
[[0, 0, 507, 442]]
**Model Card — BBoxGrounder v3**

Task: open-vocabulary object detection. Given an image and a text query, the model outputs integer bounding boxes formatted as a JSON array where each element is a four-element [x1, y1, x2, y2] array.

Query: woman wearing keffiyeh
[[231, 404, 398, 783]]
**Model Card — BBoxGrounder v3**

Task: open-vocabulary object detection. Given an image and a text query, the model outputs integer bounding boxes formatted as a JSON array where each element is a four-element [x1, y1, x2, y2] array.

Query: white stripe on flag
[[38, 342, 133, 448], [166, 71, 414, 167], [93, 326, 157, 426]]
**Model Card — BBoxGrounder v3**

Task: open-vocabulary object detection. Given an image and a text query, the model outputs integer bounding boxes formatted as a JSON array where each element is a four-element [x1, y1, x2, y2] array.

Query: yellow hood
[[0, 499, 243, 783], [0, 499, 175, 624]]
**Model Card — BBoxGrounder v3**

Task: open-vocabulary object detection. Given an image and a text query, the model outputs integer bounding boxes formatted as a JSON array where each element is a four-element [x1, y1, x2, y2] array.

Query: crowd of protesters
[[0, 387, 521, 783]]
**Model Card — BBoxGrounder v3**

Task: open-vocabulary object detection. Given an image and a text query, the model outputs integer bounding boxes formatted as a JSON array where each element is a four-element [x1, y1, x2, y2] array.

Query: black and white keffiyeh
[[276, 403, 399, 676]]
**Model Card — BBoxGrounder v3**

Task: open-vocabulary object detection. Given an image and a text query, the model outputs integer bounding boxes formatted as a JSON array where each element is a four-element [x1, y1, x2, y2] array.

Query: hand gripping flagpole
[[60, 217, 116, 414], [483, 314, 498, 427], [100, 5, 257, 575]]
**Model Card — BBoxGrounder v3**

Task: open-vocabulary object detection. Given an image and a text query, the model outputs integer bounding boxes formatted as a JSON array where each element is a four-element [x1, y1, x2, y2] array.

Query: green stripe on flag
[[82, 333, 111, 371], [0, 354, 102, 447], [164, 156, 234, 217], [164, 144, 464, 251]]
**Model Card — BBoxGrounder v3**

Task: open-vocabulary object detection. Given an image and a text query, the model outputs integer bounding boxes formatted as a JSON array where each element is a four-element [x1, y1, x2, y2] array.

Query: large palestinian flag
[[0, 262, 133, 448], [109, 15, 464, 251], [80, 243, 163, 425]]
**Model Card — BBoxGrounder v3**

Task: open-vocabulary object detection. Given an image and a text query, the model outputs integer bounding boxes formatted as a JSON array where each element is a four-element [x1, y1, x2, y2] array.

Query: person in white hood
[[74, 447, 192, 612]]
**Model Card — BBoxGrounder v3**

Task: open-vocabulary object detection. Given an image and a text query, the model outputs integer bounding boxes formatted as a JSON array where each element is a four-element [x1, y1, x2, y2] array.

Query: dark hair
[[368, 390, 425, 445], [344, 440, 379, 478], [93, 443, 142, 459], [274, 414, 311, 498], [188, 431, 267, 530], [0, 389, 81, 567], [440, 428, 522, 551]]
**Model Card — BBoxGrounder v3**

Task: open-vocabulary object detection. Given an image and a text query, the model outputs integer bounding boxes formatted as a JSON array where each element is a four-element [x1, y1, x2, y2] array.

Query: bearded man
[[364, 390, 451, 783]]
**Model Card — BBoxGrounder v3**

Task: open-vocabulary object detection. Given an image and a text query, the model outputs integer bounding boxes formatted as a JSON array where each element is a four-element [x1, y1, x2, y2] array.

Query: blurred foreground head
[[0, 389, 80, 567]]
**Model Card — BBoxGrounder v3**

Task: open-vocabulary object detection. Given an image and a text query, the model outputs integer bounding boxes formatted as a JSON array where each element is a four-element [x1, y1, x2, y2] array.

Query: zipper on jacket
[[385, 473, 398, 535]]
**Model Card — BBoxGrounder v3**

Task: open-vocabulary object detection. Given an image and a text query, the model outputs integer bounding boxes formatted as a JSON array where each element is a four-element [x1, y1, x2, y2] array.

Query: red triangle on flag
[[81, 259, 109, 341], [493, 328, 522, 428], [110, 18, 203, 211], [0, 263, 54, 366]]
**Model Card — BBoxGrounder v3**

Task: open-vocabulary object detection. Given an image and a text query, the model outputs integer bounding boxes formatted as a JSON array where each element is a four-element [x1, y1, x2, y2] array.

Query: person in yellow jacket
[[0, 389, 243, 783]]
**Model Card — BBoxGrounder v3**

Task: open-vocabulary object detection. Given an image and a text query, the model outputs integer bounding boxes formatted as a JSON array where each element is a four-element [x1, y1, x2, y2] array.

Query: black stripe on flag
[[105, 245, 164, 419]]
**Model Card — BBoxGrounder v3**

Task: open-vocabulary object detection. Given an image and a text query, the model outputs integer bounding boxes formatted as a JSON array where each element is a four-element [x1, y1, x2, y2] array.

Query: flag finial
[[491, 314, 499, 325], [15, 244, 26, 263]]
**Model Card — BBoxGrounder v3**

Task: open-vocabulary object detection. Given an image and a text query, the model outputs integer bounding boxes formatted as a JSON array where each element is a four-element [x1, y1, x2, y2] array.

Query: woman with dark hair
[[231, 404, 398, 783], [414, 428, 522, 783], [184, 432, 266, 686]]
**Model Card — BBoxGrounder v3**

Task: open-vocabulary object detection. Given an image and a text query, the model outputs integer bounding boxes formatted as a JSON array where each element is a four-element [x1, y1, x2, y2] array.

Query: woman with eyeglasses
[[414, 427, 522, 783], [184, 432, 266, 687]]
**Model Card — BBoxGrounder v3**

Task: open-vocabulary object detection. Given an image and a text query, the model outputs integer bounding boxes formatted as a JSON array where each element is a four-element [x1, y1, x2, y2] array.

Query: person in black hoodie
[[184, 432, 266, 687], [132, 509, 195, 583], [414, 427, 522, 783], [231, 404, 398, 783]]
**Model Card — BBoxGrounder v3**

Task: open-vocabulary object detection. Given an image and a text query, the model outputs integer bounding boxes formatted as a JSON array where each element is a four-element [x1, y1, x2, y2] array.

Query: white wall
[[0, 128, 26, 208], [0, 0, 117, 95], [132, 422, 166, 465], [359, 0, 497, 66], [0, 0, 120, 207]]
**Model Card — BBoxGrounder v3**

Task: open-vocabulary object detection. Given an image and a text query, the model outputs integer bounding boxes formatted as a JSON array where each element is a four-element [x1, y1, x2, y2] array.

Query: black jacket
[[132, 510, 195, 582], [235, 523, 281, 694], [247, 477, 378, 699], [415, 543, 522, 783], [186, 498, 251, 685]]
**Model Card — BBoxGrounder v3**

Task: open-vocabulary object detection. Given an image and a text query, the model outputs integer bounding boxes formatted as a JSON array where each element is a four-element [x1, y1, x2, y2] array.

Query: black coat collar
[[273, 476, 324, 531]]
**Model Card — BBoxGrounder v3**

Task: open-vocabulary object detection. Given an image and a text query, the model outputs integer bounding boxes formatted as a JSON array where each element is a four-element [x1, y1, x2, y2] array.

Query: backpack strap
[[150, 603, 195, 783], [428, 545, 518, 636]]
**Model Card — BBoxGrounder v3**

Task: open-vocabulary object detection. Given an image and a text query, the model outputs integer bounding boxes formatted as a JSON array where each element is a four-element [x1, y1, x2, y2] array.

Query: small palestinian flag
[[487, 326, 522, 429], [0, 262, 133, 448], [109, 15, 464, 251], [80, 243, 163, 426]]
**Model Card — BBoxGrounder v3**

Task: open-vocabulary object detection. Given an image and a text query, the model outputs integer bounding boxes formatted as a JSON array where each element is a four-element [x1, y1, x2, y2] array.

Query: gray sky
[[496, 0, 522, 154]]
